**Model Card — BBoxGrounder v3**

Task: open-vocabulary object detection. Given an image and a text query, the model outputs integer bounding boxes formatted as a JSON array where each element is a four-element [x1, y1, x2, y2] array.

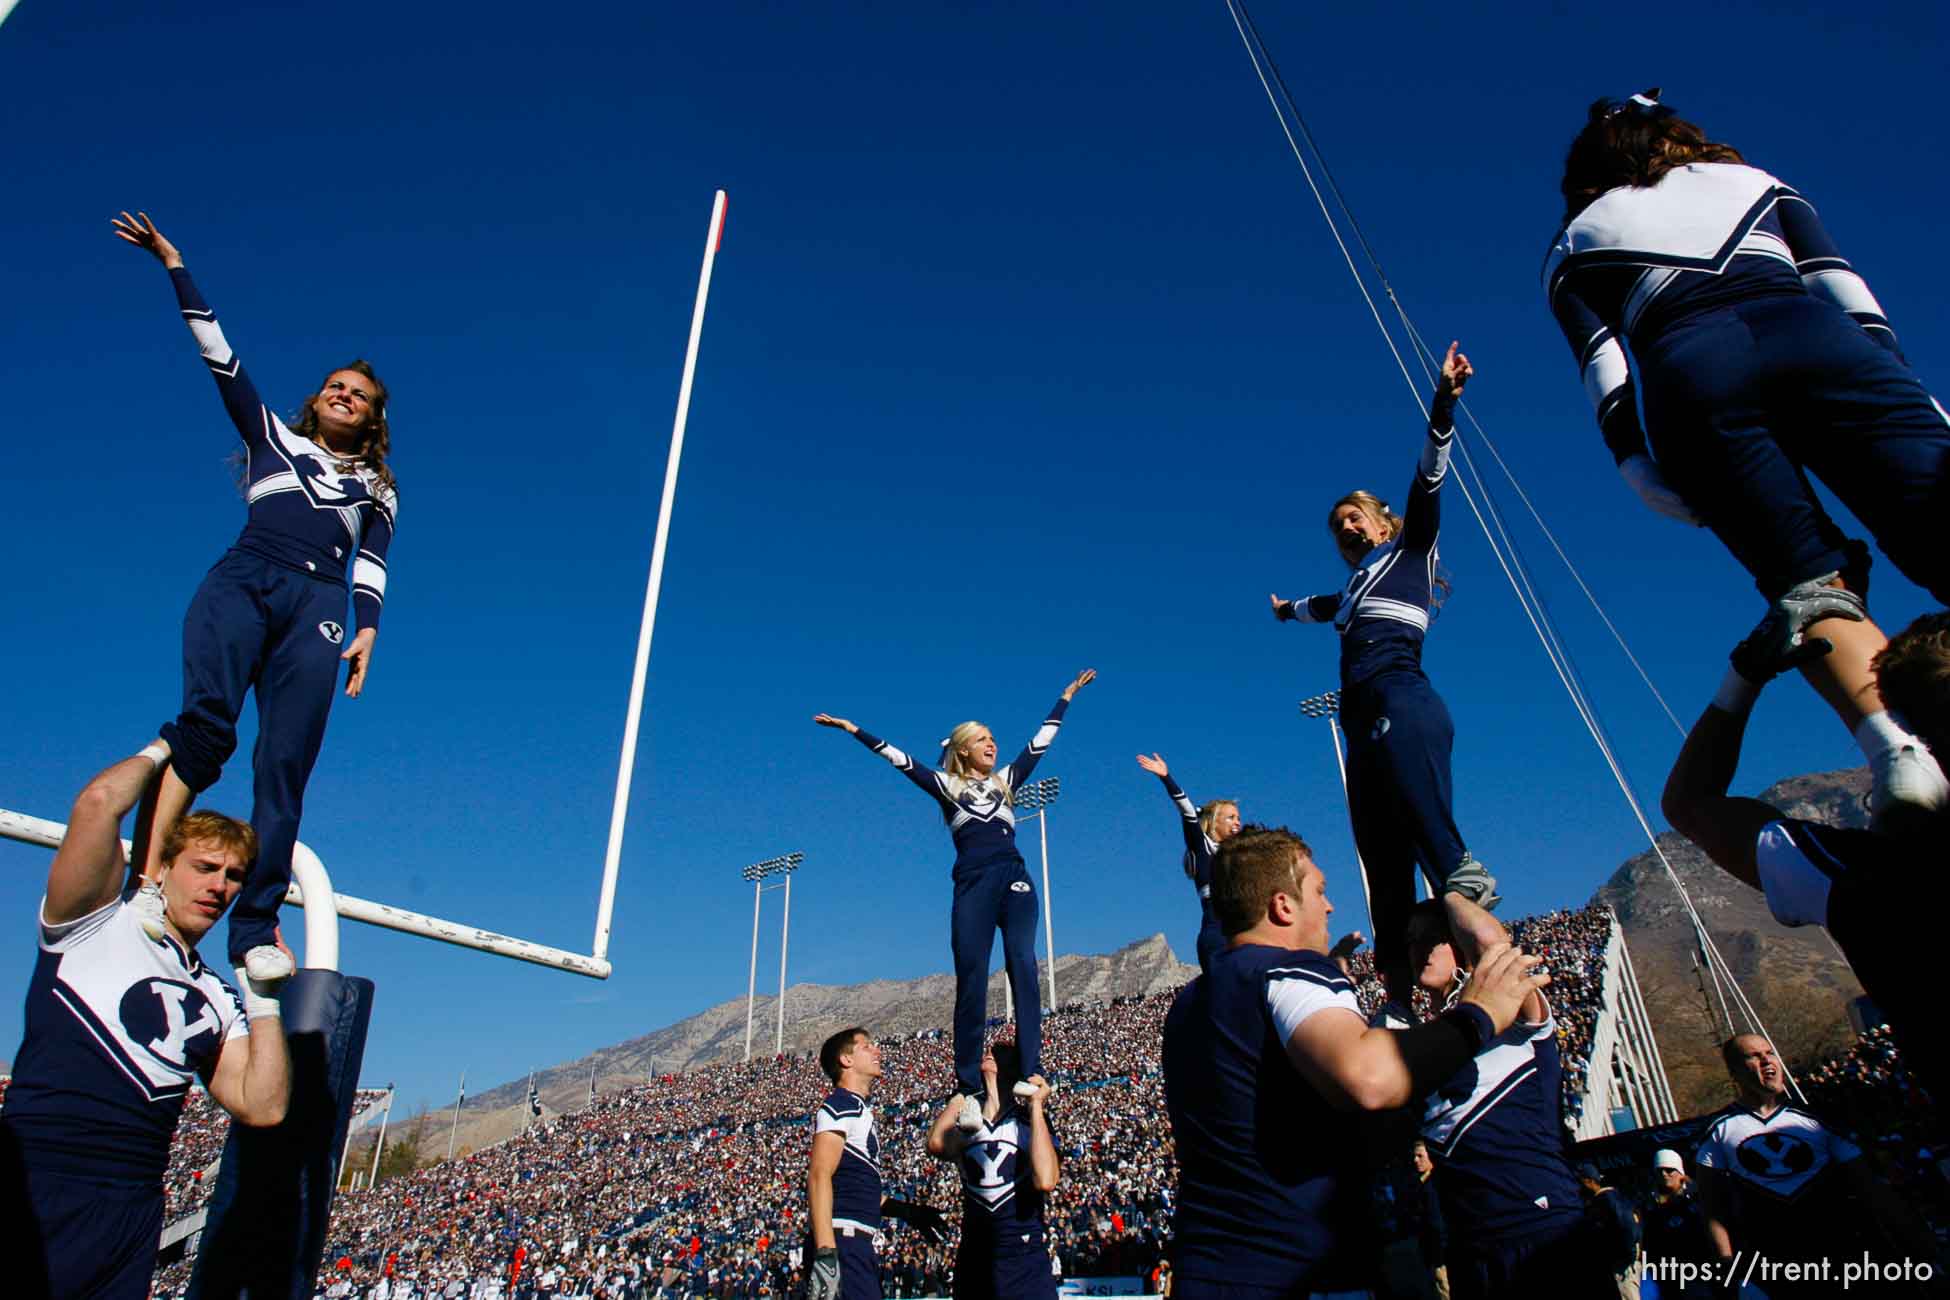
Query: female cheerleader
[[114, 212, 398, 979], [814, 668, 1093, 1128], [1547, 89, 1950, 825], [1269, 343, 1489, 1010], [1132, 753, 1238, 973]]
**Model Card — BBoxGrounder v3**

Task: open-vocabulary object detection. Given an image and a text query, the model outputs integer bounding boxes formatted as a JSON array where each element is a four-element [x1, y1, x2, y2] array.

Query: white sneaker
[[955, 1094, 983, 1132], [243, 944, 296, 983], [132, 880, 167, 941], [1869, 742, 1949, 831], [1011, 1080, 1050, 1101]]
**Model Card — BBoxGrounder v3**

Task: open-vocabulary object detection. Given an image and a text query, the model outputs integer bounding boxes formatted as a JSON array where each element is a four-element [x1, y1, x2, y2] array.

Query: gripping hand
[[1730, 576, 1865, 684]]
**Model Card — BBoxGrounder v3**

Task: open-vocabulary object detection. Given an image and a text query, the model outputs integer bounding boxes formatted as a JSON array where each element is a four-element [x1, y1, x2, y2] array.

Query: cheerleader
[[1133, 753, 1237, 973], [815, 669, 1093, 1128], [1546, 89, 1950, 825], [1270, 344, 1489, 1009], [113, 212, 398, 980]]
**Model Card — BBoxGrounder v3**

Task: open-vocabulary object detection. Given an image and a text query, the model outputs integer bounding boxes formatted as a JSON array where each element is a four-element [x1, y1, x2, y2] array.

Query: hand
[[1729, 581, 1864, 685], [1061, 668, 1096, 700], [1327, 931, 1366, 961], [1269, 593, 1294, 622], [812, 713, 858, 734], [1457, 942, 1550, 1036], [1135, 752, 1169, 778], [1618, 454, 1703, 526], [1437, 340, 1473, 402], [1016, 1074, 1053, 1106], [111, 211, 184, 269], [807, 1247, 840, 1300], [342, 628, 377, 698]]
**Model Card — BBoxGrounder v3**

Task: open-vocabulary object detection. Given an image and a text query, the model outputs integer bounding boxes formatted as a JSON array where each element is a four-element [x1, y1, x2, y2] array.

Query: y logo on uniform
[[121, 978, 225, 1071], [318, 621, 345, 644]]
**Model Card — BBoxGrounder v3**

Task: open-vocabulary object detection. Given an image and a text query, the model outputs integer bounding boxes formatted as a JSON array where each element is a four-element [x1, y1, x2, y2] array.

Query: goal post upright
[[592, 188, 729, 965]]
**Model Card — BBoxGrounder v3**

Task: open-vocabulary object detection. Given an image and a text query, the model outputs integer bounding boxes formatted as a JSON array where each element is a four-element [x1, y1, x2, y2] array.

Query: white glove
[[1618, 454, 1703, 526], [236, 961, 292, 1022], [807, 1247, 841, 1300]]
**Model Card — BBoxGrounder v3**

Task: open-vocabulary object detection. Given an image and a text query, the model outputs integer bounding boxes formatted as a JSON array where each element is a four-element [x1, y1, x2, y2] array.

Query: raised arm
[[999, 669, 1094, 788], [205, 931, 293, 1128], [1019, 1076, 1061, 1193], [814, 713, 952, 806], [46, 739, 173, 925], [1136, 753, 1207, 863], [1396, 343, 1469, 554], [1659, 597, 1856, 886], [924, 1095, 969, 1160], [112, 212, 272, 447], [1775, 188, 1904, 360]]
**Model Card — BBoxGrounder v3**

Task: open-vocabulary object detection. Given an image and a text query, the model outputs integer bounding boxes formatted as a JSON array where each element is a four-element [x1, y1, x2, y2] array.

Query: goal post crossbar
[[0, 806, 612, 979]]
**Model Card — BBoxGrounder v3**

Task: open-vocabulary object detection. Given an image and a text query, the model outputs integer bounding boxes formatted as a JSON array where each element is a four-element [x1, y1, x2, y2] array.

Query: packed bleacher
[[149, 906, 1620, 1299]]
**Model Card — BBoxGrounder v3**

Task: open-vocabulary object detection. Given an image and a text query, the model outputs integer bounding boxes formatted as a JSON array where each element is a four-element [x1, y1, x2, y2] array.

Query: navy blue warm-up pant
[[950, 856, 1043, 1096], [1342, 670, 1468, 985], [158, 549, 345, 964], [1640, 295, 1950, 602]]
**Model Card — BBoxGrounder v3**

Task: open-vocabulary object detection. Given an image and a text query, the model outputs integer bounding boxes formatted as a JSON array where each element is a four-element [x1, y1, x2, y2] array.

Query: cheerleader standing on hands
[[113, 213, 398, 981], [815, 669, 1093, 1128], [1546, 89, 1950, 826], [1271, 344, 1488, 1010]]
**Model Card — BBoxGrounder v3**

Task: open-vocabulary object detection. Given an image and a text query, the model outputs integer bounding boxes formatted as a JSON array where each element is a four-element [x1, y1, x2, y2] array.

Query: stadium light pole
[[1013, 777, 1062, 1012], [740, 852, 804, 1062], [1298, 691, 1380, 937]]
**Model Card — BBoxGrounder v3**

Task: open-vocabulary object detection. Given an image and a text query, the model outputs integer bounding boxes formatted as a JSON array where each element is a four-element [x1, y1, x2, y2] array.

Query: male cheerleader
[[806, 1027, 949, 1299], [0, 737, 292, 1299]]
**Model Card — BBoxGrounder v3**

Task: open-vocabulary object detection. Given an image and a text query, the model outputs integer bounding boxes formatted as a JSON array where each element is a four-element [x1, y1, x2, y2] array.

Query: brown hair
[[291, 360, 400, 501], [1559, 100, 1745, 225], [820, 1026, 869, 1084], [1211, 825, 1314, 937], [1873, 612, 1950, 739], [160, 809, 258, 871], [1327, 491, 1402, 550], [1327, 490, 1451, 600]]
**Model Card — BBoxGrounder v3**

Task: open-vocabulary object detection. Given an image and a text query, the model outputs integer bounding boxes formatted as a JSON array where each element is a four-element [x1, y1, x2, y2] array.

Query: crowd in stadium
[[138, 907, 1618, 1298]]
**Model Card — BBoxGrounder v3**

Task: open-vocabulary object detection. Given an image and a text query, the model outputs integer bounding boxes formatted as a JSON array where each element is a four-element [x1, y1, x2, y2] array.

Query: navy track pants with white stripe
[[949, 857, 1043, 1096], [1641, 295, 1950, 602], [1343, 670, 1468, 981], [158, 549, 344, 964]]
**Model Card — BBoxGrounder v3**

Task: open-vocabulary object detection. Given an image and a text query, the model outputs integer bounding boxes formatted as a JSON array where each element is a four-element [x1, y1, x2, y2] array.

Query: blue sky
[[4, 1, 1946, 1115]]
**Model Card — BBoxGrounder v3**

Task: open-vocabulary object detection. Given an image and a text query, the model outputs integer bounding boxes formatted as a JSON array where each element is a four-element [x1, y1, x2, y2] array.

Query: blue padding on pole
[[186, 970, 375, 1300]]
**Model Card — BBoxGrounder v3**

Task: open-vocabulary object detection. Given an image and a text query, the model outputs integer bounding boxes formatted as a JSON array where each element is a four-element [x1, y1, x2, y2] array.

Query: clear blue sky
[[4, 1, 1945, 1116]]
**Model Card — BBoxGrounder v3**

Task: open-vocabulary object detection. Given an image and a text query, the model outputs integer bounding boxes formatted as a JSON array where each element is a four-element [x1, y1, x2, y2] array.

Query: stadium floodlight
[[1010, 778, 1063, 1013], [0, 191, 732, 983], [741, 852, 805, 1061], [1296, 688, 1381, 933]]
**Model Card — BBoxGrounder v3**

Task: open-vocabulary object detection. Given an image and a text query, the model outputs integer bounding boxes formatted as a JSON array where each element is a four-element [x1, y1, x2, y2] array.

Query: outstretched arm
[[814, 713, 951, 805], [1000, 670, 1095, 787], [1397, 343, 1469, 554], [112, 212, 272, 446], [1020, 1076, 1061, 1192], [47, 740, 172, 925], [1136, 753, 1205, 863], [1270, 593, 1339, 624]]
